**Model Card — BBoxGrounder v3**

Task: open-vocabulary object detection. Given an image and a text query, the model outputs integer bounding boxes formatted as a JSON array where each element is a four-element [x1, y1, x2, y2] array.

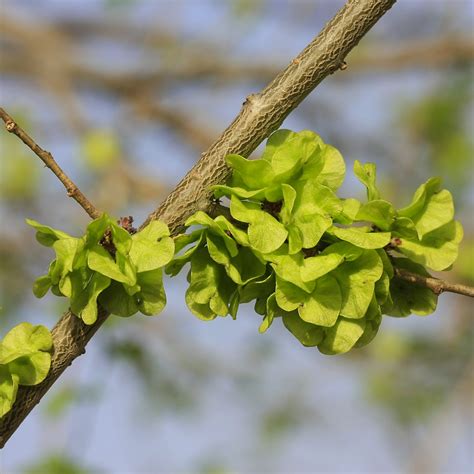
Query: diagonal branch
[[0, 0, 397, 447], [141, 0, 397, 233], [0, 108, 101, 219], [395, 268, 474, 298]]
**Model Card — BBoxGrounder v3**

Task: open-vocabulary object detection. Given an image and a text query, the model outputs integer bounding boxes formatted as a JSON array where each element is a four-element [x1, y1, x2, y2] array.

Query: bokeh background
[[1, 0, 473, 473]]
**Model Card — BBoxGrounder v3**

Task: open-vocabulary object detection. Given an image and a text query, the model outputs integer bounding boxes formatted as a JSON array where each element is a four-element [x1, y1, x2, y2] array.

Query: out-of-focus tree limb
[[2, 12, 472, 88]]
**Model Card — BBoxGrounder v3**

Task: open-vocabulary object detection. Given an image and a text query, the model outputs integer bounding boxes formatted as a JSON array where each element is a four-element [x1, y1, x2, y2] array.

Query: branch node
[[5, 120, 16, 132]]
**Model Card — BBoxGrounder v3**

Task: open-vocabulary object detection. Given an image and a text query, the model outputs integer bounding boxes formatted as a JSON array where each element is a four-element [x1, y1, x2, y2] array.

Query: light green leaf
[[259, 293, 279, 333], [354, 160, 380, 201], [271, 253, 314, 292], [383, 258, 438, 317], [229, 196, 262, 223], [319, 317, 366, 355], [78, 273, 111, 324], [354, 296, 382, 349], [85, 213, 112, 246], [275, 276, 308, 312], [0, 323, 53, 364], [394, 220, 463, 271], [225, 246, 266, 285], [398, 177, 441, 218], [206, 233, 230, 266], [187, 248, 222, 305], [185, 210, 219, 229], [248, 213, 288, 254], [270, 250, 314, 293], [377, 248, 394, 278], [414, 192, 453, 239], [110, 222, 132, 255], [7, 352, 51, 385], [50, 238, 84, 285], [87, 244, 135, 285], [280, 184, 297, 224], [226, 154, 275, 189], [261, 129, 296, 161], [316, 143, 346, 190], [335, 198, 361, 224], [185, 247, 236, 320], [295, 213, 332, 251], [173, 229, 203, 253], [137, 220, 170, 241], [26, 218, 72, 247], [130, 231, 174, 273], [215, 216, 250, 247], [99, 281, 139, 317], [212, 184, 267, 201], [165, 232, 204, 277], [333, 250, 383, 319], [330, 226, 391, 249], [33, 275, 51, 298], [0, 367, 19, 418], [374, 271, 391, 305], [298, 275, 341, 327], [184, 294, 217, 321], [282, 312, 324, 347], [229, 290, 240, 320], [287, 225, 304, 255], [321, 241, 364, 262], [187, 213, 239, 256], [239, 271, 274, 303], [137, 269, 166, 316], [293, 180, 341, 218], [266, 131, 320, 183], [355, 200, 395, 230], [301, 252, 344, 282]]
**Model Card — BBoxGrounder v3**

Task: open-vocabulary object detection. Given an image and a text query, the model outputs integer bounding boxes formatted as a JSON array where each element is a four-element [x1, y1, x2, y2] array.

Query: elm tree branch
[[142, 0, 397, 233], [0, 0, 397, 448], [395, 268, 474, 298], [0, 107, 101, 219]]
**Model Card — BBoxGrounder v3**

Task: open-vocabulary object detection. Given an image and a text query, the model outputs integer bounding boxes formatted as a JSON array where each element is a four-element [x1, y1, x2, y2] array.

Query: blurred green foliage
[[22, 454, 97, 474], [399, 74, 473, 200], [81, 130, 121, 173], [366, 322, 473, 425], [43, 383, 100, 419], [0, 112, 40, 201]]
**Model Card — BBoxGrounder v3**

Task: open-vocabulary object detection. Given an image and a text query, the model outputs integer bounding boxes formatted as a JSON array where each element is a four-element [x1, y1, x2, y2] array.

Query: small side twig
[[395, 268, 474, 298], [0, 107, 101, 219]]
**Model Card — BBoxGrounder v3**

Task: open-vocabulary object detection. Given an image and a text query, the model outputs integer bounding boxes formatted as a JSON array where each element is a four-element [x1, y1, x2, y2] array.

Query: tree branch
[[142, 0, 397, 232], [395, 268, 474, 298], [0, 108, 101, 219], [0, 0, 397, 447]]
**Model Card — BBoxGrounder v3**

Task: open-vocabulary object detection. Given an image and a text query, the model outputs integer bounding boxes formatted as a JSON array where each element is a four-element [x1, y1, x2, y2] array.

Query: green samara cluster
[[169, 130, 463, 354], [28, 214, 175, 323], [1, 128, 464, 420], [0, 322, 53, 417]]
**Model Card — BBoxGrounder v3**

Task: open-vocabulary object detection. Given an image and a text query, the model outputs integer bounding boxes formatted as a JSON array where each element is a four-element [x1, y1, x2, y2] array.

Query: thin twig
[[0, 107, 101, 219], [395, 268, 474, 298]]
